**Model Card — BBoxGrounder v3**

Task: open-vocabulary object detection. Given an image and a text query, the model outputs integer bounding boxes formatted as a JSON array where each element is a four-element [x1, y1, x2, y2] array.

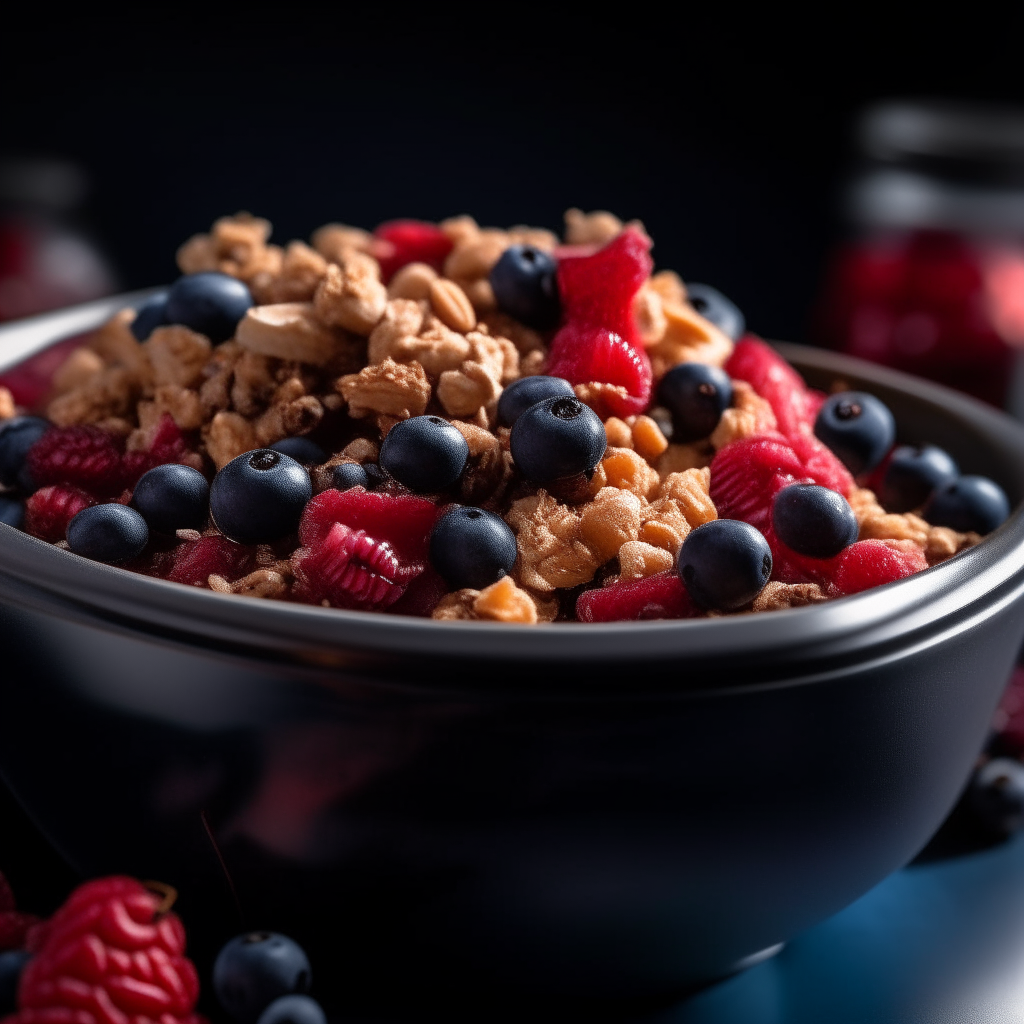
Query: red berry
[[8, 876, 201, 1024], [709, 436, 808, 533], [576, 570, 698, 622], [24, 485, 96, 542], [372, 221, 453, 283], [389, 566, 449, 617], [0, 911, 40, 953], [121, 416, 190, 487], [26, 427, 126, 497], [546, 227, 654, 417], [165, 535, 255, 587], [830, 539, 927, 596]]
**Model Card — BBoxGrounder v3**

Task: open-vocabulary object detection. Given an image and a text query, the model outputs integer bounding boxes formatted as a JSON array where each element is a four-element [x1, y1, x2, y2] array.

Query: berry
[[678, 519, 773, 611], [545, 227, 654, 417], [293, 490, 442, 609], [210, 450, 312, 544], [489, 244, 560, 329], [23, 485, 95, 542], [429, 506, 517, 589], [269, 437, 327, 466], [378, 416, 469, 492], [726, 336, 815, 437], [331, 463, 370, 491], [120, 415, 192, 489], [373, 220, 453, 282], [509, 396, 606, 484], [0, 495, 24, 528], [657, 363, 734, 442], [0, 950, 30, 1012], [130, 292, 168, 341], [256, 995, 326, 1024], [772, 483, 859, 559], [165, 272, 253, 344], [685, 282, 746, 341], [924, 475, 1010, 535], [968, 758, 1024, 837], [0, 416, 49, 488], [814, 391, 895, 475], [879, 444, 959, 513], [496, 375, 575, 428], [576, 570, 697, 622], [9, 876, 200, 1024], [25, 425, 125, 496], [131, 464, 210, 535], [213, 932, 311, 1024], [830, 539, 927, 596], [166, 534, 255, 587], [66, 504, 149, 563]]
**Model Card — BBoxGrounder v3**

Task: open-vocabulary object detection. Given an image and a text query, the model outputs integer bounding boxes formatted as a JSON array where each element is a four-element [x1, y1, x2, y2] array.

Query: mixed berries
[[0, 211, 1013, 624]]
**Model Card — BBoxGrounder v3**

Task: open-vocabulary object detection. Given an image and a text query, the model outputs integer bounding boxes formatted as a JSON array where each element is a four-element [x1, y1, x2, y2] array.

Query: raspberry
[[6, 876, 201, 1024], [120, 416, 190, 488], [830, 539, 928, 596], [545, 227, 654, 417], [294, 490, 442, 610], [709, 436, 808, 533], [372, 221, 453, 283], [576, 571, 698, 622], [26, 428, 125, 497], [165, 535, 256, 587], [23, 486, 96, 542]]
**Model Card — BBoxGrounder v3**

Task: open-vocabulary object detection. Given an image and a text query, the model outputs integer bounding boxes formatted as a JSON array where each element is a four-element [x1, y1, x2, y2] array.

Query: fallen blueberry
[[0, 950, 30, 1013], [270, 437, 327, 466], [331, 462, 370, 491], [0, 416, 49, 488], [256, 995, 326, 1024], [130, 292, 169, 341], [969, 758, 1024, 837]]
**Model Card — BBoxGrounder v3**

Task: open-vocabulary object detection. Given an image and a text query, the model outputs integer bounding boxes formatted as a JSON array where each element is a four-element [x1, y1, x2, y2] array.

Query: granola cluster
[[0, 209, 987, 623]]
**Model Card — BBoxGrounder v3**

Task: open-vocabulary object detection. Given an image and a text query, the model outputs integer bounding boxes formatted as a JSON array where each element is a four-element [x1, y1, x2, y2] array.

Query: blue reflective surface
[[656, 832, 1024, 1024]]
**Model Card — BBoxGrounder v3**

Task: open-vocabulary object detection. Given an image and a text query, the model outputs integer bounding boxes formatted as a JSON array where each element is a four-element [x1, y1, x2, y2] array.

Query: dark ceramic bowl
[[1, 299, 1024, 1015]]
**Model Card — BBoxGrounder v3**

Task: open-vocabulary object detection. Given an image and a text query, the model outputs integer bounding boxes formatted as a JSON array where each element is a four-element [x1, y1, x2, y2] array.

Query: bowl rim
[[2, 296, 1024, 677]]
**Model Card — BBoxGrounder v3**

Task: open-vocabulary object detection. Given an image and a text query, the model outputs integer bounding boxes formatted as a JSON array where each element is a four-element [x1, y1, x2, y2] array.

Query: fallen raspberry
[[26, 427, 125, 497], [7, 876, 201, 1024], [165, 535, 255, 587], [577, 570, 698, 622], [372, 221, 453, 283], [546, 227, 654, 417], [23, 485, 96, 542], [830, 539, 927, 596]]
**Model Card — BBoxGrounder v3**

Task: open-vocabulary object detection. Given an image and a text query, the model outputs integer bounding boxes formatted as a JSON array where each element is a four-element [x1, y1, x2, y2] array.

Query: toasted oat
[[648, 270, 687, 306], [146, 326, 212, 389], [618, 540, 674, 580], [47, 366, 140, 427], [473, 576, 538, 623], [337, 357, 430, 421], [507, 490, 601, 592], [649, 299, 733, 378], [443, 230, 507, 281], [205, 411, 258, 469], [432, 589, 480, 621], [573, 382, 634, 420], [437, 360, 502, 418], [630, 415, 670, 461], [752, 581, 829, 612], [633, 284, 668, 346], [255, 241, 329, 304], [236, 303, 342, 365], [590, 447, 659, 500], [578, 487, 643, 562], [210, 569, 290, 599], [658, 467, 717, 527], [254, 395, 324, 447], [710, 381, 778, 449], [152, 385, 205, 430], [313, 255, 388, 336], [604, 417, 633, 449]]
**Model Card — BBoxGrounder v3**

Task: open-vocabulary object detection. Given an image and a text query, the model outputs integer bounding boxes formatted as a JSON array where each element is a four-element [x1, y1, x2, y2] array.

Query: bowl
[[1, 299, 1024, 1014]]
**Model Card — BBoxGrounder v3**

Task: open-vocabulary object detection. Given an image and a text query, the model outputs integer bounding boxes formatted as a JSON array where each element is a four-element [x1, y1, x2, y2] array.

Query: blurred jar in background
[[816, 101, 1024, 411], [0, 158, 117, 322]]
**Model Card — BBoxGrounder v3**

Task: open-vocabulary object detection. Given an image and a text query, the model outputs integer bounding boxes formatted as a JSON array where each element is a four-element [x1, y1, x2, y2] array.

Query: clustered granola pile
[[0, 209, 993, 624]]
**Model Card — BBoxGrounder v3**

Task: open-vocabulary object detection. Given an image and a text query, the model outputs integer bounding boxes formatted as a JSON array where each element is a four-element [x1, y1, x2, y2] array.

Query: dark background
[[4, 14, 1024, 347]]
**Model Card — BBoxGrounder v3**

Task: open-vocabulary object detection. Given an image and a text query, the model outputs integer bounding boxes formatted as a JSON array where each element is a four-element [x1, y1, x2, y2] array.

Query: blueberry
[[213, 932, 311, 1024], [924, 475, 1010, 535], [489, 245, 560, 329], [165, 272, 253, 344], [685, 283, 746, 341], [131, 464, 210, 535], [270, 437, 327, 466], [814, 391, 895, 475], [331, 462, 370, 491], [0, 495, 24, 529], [656, 363, 734, 443], [210, 450, 312, 544], [772, 483, 859, 559], [509, 396, 606, 484], [0, 950, 30, 1013], [256, 995, 326, 1024], [430, 506, 518, 589], [497, 375, 575, 428], [678, 519, 772, 611], [130, 291, 169, 341], [379, 416, 469, 492], [0, 416, 49, 488], [969, 758, 1024, 837], [67, 504, 149, 563], [881, 444, 959, 513]]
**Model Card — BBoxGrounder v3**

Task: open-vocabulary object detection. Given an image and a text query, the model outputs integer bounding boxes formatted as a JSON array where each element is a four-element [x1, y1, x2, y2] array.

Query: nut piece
[[314, 255, 388, 335], [236, 303, 341, 365], [474, 576, 539, 624], [337, 357, 431, 421], [429, 278, 477, 333], [631, 415, 670, 461]]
